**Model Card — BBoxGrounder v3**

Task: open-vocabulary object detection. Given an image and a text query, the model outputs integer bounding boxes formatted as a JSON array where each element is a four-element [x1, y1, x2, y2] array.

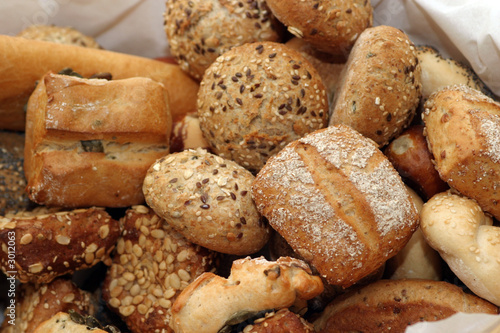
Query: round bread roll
[[102, 205, 217, 333], [313, 279, 499, 333], [266, 0, 372, 58], [421, 191, 500, 306], [252, 124, 419, 287], [197, 41, 329, 172], [241, 308, 314, 333], [422, 85, 500, 220], [384, 124, 449, 201], [329, 25, 422, 147], [143, 148, 269, 255], [17, 25, 101, 49], [170, 256, 324, 333], [164, 0, 282, 80], [385, 186, 442, 281]]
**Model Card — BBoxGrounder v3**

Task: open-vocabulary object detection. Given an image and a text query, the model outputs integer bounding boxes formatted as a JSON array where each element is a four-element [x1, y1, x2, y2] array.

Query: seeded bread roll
[[252, 124, 419, 287], [241, 308, 314, 333], [0, 278, 96, 333], [313, 279, 498, 333], [24, 73, 172, 208], [422, 85, 500, 220], [17, 25, 101, 49], [329, 25, 422, 147], [170, 256, 324, 333], [143, 148, 269, 255], [421, 191, 500, 306], [164, 0, 282, 81], [266, 0, 372, 59], [33, 312, 109, 333], [0, 131, 34, 215], [102, 205, 217, 333], [198, 41, 329, 172], [0, 207, 120, 284]]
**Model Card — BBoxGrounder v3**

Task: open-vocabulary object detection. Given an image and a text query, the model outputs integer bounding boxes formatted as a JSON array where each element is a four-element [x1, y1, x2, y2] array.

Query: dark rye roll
[[252, 124, 419, 288]]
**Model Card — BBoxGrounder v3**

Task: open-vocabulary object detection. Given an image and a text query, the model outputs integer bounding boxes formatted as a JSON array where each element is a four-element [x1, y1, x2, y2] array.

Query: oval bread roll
[[329, 25, 422, 147], [422, 85, 500, 220], [421, 191, 500, 306], [252, 124, 419, 287]]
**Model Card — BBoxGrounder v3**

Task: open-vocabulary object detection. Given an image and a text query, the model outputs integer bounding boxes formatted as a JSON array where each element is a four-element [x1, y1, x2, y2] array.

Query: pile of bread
[[0, 0, 499, 332]]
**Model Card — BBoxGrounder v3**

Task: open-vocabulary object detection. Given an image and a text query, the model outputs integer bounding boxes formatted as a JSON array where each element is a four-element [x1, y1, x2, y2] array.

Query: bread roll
[[422, 85, 500, 220], [241, 308, 314, 333], [24, 73, 172, 208], [252, 124, 419, 287], [421, 191, 500, 306], [313, 279, 498, 333], [0, 35, 198, 131], [33, 312, 109, 333], [17, 24, 101, 49], [329, 25, 422, 147], [197, 41, 329, 172]]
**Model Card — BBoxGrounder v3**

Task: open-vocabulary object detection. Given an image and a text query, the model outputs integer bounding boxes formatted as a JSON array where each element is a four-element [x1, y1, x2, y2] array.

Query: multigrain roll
[[17, 24, 101, 49], [197, 41, 329, 172], [422, 85, 500, 220], [252, 124, 419, 287], [143, 148, 269, 255], [0, 278, 96, 333], [164, 0, 282, 80], [102, 205, 217, 333], [313, 279, 499, 333], [329, 25, 422, 147], [0, 207, 120, 284], [266, 0, 373, 59]]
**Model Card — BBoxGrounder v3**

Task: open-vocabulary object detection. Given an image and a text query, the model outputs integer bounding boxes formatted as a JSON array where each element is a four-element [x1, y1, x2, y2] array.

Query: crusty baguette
[[0, 35, 199, 131]]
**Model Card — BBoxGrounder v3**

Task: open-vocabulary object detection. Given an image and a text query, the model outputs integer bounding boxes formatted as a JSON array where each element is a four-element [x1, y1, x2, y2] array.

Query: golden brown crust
[[0, 278, 96, 333], [0, 35, 198, 131], [313, 279, 499, 333], [242, 308, 314, 333], [164, 0, 282, 80], [33, 312, 108, 333], [0, 207, 120, 284], [252, 124, 419, 287], [266, 0, 373, 58], [329, 25, 422, 147], [24, 73, 172, 208], [102, 205, 217, 333], [170, 256, 324, 333], [422, 85, 500, 220], [197, 41, 329, 172], [421, 191, 500, 306], [17, 25, 102, 49], [143, 148, 269, 255]]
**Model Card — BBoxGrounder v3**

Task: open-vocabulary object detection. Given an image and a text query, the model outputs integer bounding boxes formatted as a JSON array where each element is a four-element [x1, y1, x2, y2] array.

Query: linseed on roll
[[197, 41, 329, 172], [102, 205, 217, 333], [164, 0, 283, 80], [143, 148, 270, 255]]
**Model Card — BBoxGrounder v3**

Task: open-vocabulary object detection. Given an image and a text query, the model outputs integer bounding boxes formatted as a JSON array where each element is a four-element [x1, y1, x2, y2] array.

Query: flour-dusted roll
[[329, 25, 422, 147], [266, 0, 372, 59], [143, 148, 270, 255], [164, 0, 283, 80], [197, 41, 329, 172], [422, 85, 500, 220], [24, 73, 172, 208], [252, 124, 419, 288]]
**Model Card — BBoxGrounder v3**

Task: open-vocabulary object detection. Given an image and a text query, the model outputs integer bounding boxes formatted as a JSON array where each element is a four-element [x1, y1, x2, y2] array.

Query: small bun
[[164, 0, 282, 80], [421, 191, 500, 306], [422, 85, 500, 220], [266, 0, 372, 58], [198, 41, 329, 172], [329, 25, 422, 147], [17, 25, 101, 48], [143, 148, 270, 255], [252, 124, 419, 287]]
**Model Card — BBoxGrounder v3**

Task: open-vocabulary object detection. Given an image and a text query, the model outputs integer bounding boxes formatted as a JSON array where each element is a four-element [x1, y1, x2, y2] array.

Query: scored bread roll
[[24, 73, 172, 208], [313, 279, 499, 333], [0, 35, 198, 131], [252, 124, 419, 288]]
